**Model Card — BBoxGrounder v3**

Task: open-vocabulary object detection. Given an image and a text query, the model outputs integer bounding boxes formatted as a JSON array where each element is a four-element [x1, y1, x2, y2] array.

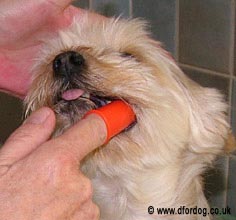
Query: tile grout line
[[179, 63, 236, 79], [89, 0, 93, 10], [175, 0, 180, 61], [229, 0, 235, 77], [224, 156, 230, 207], [228, 0, 236, 127], [129, 0, 133, 18], [225, 0, 236, 204]]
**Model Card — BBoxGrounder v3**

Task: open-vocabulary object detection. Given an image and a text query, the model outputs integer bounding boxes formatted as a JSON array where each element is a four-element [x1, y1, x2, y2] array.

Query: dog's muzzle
[[52, 51, 114, 108], [51, 51, 136, 131]]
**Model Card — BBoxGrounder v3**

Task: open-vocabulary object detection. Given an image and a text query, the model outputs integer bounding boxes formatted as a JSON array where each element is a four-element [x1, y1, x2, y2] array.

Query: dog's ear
[[184, 81, 229, 156]]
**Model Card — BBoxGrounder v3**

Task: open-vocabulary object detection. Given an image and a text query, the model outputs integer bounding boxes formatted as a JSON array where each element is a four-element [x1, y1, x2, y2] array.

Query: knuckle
[[54, 152, 75, 166], [48, 138, 80, 165], [46, 146, 78, 169], [80, 176, 93, 201], [92, 204, 100, 220]]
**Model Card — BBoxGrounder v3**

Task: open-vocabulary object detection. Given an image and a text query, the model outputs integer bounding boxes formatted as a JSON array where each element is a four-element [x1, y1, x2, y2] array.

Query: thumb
[[51, 114, 107, 161], [0, 107, 55, 166]]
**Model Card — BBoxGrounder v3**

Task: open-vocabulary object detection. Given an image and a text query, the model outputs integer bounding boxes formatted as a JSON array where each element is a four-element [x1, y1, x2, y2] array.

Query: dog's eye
[[121, 52, 135, 59]]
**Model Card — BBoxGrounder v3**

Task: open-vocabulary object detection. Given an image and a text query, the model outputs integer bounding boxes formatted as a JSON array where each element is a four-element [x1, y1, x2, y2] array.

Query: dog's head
[[25, 18, 229, 165]]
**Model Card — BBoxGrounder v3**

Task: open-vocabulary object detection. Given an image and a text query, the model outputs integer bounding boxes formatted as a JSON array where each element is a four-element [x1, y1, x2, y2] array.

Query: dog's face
[[25, 18, 228, 165]]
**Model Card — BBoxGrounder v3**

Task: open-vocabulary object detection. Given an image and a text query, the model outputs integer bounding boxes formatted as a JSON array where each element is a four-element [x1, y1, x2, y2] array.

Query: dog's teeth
[[81, 92, 90, 99], [100, 100, 108, 106]]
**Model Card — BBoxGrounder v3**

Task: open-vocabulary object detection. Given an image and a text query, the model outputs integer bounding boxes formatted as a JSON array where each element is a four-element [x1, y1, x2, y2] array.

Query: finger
[[72, 201, 100, 220], [0, 107, 55, 165], [51, 114, 107, 161], [61, 6, 106, 27], [47, 0, 72, 8]]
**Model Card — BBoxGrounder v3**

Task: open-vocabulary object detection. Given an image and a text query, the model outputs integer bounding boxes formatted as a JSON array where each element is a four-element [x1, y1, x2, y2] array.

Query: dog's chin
[[54, 99, 94, 123], [53, 88, 115, 130]]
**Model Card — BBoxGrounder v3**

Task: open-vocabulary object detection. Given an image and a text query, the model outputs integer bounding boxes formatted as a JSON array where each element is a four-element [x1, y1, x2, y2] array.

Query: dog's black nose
[[53, 51, 85, 78]]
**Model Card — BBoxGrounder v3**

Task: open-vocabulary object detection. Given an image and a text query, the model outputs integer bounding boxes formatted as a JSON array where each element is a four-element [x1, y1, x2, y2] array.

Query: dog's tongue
[[62, 89, 84, 101]]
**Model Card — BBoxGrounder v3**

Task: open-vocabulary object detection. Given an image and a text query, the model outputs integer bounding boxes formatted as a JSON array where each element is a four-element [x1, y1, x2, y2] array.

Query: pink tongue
[[62, 89, 84, 101]]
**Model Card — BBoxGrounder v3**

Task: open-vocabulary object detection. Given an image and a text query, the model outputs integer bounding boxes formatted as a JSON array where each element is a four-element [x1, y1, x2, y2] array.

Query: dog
[[24, 17, 230, 220]]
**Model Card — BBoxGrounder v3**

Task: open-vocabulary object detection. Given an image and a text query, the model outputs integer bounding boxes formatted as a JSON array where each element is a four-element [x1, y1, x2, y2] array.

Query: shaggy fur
[[25, 17, 229, 220]]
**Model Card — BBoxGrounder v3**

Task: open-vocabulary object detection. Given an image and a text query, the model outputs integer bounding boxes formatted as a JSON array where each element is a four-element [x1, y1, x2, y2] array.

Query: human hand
[[0, 0, 103, 98], [0, 107, 106, 220]]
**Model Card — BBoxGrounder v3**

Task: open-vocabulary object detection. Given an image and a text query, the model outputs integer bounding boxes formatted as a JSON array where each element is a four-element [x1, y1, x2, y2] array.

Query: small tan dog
[[25, 17, 230, 220]]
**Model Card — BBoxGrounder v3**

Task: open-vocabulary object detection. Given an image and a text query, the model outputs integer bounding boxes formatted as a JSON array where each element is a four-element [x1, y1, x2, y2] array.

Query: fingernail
[[25, 108, 51, 125]]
